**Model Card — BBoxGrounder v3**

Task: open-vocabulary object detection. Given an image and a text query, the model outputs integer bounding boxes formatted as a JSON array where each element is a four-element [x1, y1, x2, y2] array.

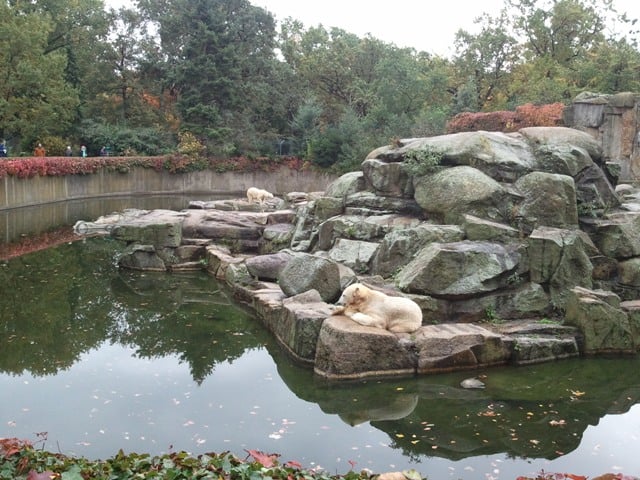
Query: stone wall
[[564, 92, 640, 182], [0, 167, 337, 211]]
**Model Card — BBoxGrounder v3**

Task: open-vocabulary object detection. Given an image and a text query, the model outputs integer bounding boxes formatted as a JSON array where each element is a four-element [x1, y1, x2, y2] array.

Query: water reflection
[[1, 239, 640, 477]]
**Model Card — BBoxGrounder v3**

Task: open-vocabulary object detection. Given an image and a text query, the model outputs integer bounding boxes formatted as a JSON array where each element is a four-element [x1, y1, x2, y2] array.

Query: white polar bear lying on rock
[[332, 283, 422, 333], [246, 187, 274, 204]]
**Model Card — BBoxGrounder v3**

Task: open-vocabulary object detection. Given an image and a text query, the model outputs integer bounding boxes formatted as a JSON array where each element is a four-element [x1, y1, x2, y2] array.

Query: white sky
[[106, 0, 640, 57], [250, 0, 640, 56]]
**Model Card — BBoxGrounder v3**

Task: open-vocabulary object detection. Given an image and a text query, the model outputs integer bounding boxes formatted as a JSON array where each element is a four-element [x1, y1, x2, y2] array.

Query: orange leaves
[[516, 473, 587, 480], [245, 449, 280, 468], [0, 437, 32, 458], [446, 102, 565, 133]]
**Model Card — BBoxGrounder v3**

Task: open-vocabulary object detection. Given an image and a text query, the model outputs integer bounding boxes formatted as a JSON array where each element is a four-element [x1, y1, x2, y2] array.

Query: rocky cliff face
[[79, 126, 640, 380]]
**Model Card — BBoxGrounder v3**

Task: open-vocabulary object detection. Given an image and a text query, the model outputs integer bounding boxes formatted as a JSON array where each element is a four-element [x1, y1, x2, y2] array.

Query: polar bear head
[[337, 283, 370, 307]]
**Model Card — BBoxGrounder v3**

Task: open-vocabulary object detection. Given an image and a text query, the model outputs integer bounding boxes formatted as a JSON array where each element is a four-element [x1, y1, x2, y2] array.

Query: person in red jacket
[[34, 143, 46, 157]]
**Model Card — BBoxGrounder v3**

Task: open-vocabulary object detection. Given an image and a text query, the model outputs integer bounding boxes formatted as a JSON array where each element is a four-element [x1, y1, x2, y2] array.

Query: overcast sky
[[105, 0, 640, 57], [249, 0, 640, 56]]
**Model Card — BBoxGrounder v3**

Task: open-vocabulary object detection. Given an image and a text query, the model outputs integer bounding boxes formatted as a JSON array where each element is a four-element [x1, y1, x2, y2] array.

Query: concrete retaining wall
[[0, 167, 338, 210]]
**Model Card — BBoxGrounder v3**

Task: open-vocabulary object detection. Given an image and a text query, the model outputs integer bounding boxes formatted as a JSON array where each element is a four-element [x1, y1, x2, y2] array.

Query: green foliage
[[39, 136, 68, 157], [483, 305, 503, 324], [402, 145, 444, 177], [1, 0, 639, 163], [78, 120, 175, 156], [0, 439, 395, 480], [177, 131, 206, 158]]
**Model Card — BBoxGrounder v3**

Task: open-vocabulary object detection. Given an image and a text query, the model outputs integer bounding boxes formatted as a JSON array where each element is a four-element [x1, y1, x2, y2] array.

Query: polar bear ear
[[352, 286, 361, 300]]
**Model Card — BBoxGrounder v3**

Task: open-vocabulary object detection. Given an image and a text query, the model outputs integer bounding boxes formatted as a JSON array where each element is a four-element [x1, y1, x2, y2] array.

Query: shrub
[[40, 136, 68, 156], [446, 111, 519, 133], [177, 131, 206, 158], [446, 102, 565, 133], [402, 145, 444, 177]]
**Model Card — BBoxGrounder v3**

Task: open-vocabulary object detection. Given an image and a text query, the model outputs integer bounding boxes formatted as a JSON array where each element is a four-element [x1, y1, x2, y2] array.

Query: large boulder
[[528, 227, 593, 308], [110, 210, 183, 248], [446, 282, 551, 322], [361, 158, 414, 198], [390, 131, 537, 182], [246, 251, 294, 281], [413, 166, 518, 224], [514, 171, 579, 231], [181, 210, 264, 252], [278, 253, 343, 302], [565, 286, 638, 354], [396, 241, 522, 297], [316, 214, 421, 251], [344, 192, 423, 216], [313, 316, 417, 380], [591, 212, 640, 259], [414, 323, 511, 373], [574, 163, 620, 212], [463, 214, 520, 242], [371, 224, 465, 279], [324, 171, 366, 198], [263, 290, 333, 364], [327, 238, 379, 273], [519, 126, 603, 162]]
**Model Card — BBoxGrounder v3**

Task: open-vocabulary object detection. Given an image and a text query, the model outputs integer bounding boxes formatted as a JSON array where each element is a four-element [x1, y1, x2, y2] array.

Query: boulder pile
[[76, 126, 640, 380]]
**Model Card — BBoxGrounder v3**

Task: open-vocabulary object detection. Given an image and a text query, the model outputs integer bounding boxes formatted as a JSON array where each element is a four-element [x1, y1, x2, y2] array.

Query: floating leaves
[[549, 419, 567, 427]]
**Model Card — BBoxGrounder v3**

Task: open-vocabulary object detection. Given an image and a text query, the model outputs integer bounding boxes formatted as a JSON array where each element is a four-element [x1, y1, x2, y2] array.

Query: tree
[[137, 0, 281, 154], [452, 11, 520, 112], [0, 3, 79, 151]]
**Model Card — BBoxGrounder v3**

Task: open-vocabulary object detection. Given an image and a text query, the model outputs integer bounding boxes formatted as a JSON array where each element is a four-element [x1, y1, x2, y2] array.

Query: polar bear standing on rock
[[332, 283, 422, 333], [246, 187, 274, 204]]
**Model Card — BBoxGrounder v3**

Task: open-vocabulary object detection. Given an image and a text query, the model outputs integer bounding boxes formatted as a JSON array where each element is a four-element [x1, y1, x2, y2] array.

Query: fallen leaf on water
[[549, 419, 567, 426], [245, 449, 280, 468], [479, 410, 496, 417], [27, 470, 57, 480]]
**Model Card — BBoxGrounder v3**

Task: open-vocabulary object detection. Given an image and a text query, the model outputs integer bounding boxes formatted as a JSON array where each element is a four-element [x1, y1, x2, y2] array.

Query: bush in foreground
[[1, 438, 637, 480], [0, 438, 408, 480]]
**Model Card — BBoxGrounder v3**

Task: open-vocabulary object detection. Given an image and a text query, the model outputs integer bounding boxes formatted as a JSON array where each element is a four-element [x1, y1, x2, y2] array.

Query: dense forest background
[[1, 0, 638, 172]]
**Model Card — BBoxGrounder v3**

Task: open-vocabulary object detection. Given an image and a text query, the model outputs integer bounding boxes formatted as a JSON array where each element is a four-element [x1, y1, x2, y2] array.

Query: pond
[[1, 238, 640, 479]]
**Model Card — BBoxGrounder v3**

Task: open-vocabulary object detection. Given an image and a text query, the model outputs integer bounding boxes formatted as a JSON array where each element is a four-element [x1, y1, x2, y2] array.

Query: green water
[[1, 238, 640, 479]]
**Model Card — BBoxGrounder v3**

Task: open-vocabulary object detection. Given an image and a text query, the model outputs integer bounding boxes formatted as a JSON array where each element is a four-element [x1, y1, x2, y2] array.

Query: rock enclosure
[[77, 126, 640, 380]]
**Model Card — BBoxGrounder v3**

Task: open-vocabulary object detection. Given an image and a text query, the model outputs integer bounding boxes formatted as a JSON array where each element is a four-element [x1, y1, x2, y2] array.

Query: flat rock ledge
[[230, 280, 581, 380]]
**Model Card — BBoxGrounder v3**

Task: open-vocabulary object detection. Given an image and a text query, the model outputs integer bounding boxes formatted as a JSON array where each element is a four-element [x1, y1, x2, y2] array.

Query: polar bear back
[[364, 289, 422, 332], [246, 187, 274, 203], [338, 283, 422, 333]]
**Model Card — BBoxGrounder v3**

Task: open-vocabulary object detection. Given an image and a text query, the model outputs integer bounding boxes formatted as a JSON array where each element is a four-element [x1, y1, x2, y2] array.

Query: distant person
[[99, 146, 107, 156], [65, 146, 73, 157], [34, 143, 46, 157], [0, 141, 6, 157], [80, 145, 87, 158]]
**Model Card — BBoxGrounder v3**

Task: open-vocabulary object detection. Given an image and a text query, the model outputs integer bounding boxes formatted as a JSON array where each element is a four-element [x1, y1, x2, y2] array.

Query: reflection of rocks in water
[[339, 394, 419, 426], [269, 349, 640, 463], [111, 270, 234, 312]]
